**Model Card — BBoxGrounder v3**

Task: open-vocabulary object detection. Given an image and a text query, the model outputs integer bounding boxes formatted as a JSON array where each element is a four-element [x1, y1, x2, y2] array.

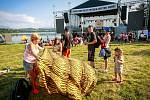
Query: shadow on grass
[[134, 43, 150, 46], [96, 78, 115, 85], [13, 67, 24, 71], [110, 42, 150, 46], [29, 93, 72, 100], [0, 71, 25, 100], [131, 49, 150, 56], [0, 68, 73, 100]]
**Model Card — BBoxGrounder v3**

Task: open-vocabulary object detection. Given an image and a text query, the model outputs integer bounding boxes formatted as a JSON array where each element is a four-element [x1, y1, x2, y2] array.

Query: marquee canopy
[[71, 0, 118, 17]]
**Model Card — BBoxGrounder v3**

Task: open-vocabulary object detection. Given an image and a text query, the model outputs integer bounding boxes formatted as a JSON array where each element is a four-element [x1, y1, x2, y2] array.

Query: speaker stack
[[64, 13, 69, 23], [121, 6, 127, 21]]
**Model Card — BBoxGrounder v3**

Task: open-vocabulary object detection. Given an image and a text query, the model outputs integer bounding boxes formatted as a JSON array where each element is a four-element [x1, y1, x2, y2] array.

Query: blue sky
[[0, 0, 118, 28]]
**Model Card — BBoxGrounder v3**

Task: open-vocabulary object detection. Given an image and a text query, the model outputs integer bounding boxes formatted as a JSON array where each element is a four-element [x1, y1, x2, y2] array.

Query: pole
[[53, 5, 56, 38], [81, 16, 84, 35], [118, 0, 121, 26], [147, 0, 150, 39], [68, 2, 71, 32], [147, 0, 150, 32]]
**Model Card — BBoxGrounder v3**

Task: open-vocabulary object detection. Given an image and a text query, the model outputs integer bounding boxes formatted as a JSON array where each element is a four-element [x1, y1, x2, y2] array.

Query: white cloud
[[0, 11, 52, 28]]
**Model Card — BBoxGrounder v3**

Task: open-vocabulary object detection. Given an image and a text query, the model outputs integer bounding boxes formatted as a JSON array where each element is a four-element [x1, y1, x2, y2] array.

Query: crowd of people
[[23, 25, 124, 95], [115, 32, 136, 43]]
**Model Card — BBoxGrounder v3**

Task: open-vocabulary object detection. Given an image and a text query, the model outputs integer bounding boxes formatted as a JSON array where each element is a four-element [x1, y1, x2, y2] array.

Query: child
[[23, 33, 43, 94], [112, 47, 124, 83], [53, 37, 62, 55]]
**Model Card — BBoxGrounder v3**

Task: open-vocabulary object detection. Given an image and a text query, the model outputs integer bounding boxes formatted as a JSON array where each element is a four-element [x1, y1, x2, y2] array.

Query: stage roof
[[72, 0, 116, 9], [71, 0, 118, 17]]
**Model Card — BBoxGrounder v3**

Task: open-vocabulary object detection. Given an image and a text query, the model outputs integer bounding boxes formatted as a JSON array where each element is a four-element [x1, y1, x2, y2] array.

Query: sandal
[[112, 78, 117, 81], [117, 80, 123, 83]]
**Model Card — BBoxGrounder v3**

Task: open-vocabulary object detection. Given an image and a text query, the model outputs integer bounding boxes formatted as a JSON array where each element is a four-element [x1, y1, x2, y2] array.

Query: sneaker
[[32, 89, 39, 94]]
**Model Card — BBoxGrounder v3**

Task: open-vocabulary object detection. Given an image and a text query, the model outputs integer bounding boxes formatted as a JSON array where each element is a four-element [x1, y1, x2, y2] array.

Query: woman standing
[[23, 33, 43, 94], [100, 31, 111, 72]]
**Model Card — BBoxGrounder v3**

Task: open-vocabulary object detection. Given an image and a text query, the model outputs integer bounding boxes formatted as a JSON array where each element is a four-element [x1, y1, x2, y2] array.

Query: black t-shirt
[[128, 33, 132, 39], [62, 33, 71, 50], [87, 32, 97, 51]]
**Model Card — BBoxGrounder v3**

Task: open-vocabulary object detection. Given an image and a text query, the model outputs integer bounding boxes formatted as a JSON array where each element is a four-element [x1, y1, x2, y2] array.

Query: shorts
[[23, 60, 35, 71], [63, 49, 71, 58], [114, 66, 123, 74], [88, 49, 95, 61], [104, 56, 108, 60], [103, 48, 111, 60]]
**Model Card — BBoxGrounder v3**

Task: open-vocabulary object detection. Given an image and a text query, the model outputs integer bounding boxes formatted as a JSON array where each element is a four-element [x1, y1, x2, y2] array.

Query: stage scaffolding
[[53, 0, 150, 34]]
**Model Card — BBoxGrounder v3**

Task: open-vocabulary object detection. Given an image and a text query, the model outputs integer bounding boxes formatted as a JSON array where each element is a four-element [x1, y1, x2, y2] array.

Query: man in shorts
[[85, 25, 97, 68]]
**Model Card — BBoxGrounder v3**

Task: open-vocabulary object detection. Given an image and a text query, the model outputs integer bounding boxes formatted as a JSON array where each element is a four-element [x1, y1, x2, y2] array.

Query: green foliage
[[0, 28, 20, 33], [0, 28, 55, 33]]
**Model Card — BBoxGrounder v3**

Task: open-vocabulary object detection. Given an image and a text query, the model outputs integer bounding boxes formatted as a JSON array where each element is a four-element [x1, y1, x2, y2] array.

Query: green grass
[[0, 43, 150, 100]]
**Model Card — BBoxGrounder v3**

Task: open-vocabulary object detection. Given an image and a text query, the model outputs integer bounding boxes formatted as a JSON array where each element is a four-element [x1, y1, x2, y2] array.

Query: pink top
[[24, 42, 40, 63]]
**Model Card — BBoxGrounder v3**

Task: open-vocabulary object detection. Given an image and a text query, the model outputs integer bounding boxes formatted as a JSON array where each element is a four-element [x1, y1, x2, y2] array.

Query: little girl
[[23, 33, 43, 94], [112, 47, 124, 83], [53, 37, 62, 55]]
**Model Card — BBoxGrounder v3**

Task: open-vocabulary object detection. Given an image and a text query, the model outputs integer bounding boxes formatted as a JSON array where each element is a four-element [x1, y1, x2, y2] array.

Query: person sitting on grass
[[53, 37, 62, 56], [23, 33, 43, 94], [112, 47, 124, 83]]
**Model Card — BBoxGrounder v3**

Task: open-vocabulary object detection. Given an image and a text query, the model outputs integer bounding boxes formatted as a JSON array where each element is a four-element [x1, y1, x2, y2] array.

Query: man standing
[[85, 25, 97, 68], [62, 27, 71, 58]]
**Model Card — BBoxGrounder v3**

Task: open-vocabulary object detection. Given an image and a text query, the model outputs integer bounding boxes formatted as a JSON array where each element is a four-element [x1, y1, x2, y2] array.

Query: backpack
[[12, 78, 31, 100], [105, 48, 111, 57]]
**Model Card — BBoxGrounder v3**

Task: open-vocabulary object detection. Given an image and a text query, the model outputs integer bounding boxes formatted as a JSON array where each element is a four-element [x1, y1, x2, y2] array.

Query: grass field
[[0, 42, 150, 100]]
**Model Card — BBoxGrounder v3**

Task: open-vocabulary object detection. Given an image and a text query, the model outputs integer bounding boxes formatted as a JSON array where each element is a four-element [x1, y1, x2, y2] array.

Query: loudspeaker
[[121, 6, 127, 20], [64, 13, 69, 23], [56, 19, 64, 33], [128, 11, 144, 31]]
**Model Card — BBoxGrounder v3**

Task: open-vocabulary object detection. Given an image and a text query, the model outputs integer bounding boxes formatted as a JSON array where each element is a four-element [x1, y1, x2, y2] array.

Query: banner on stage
[[71, 4, 117, 14]]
